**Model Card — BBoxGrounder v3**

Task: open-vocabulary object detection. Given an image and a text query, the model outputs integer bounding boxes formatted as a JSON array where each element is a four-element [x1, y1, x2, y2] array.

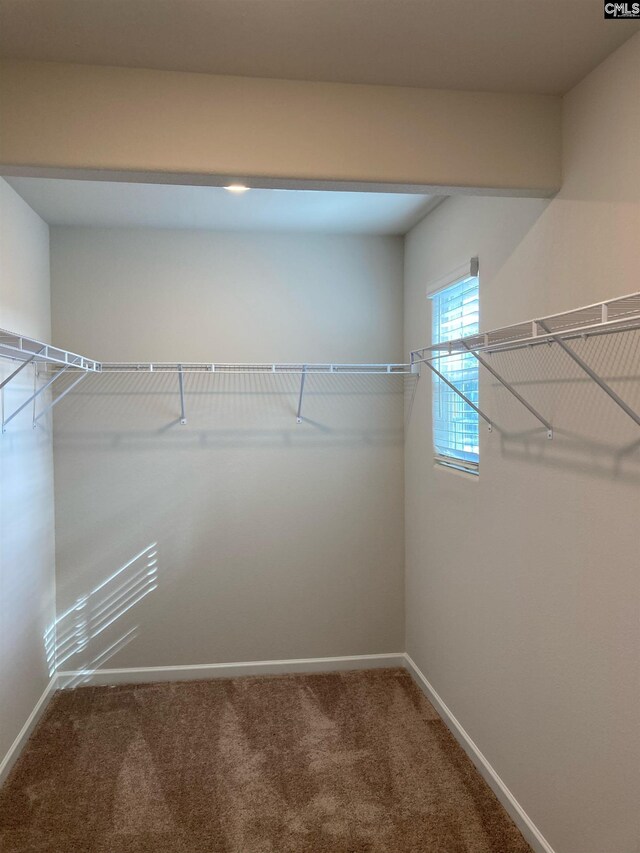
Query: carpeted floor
[[0, 668, 532, 853]]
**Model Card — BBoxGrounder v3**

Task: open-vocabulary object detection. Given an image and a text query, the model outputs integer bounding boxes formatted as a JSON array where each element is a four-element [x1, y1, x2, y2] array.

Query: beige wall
[[0, 179, 56, 772], [404, 34, 640, 853], [0, 60, 561, 195], [50, 228, 405, 672]]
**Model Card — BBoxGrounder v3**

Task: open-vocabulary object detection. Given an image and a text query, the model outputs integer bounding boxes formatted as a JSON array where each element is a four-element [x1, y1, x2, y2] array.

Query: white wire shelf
[[412, 291, 640, 362], [2, 289, 638, 434], [0, 329, 101, 372], [97, 362, 412, 375], [0, 329, 411, 430], [0, 329, 101, 432], [411, 291, 640, 438]]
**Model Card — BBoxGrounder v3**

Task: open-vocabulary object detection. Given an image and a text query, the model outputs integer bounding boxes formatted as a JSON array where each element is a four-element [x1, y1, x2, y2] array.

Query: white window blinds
[[430, 274, 480, 471]]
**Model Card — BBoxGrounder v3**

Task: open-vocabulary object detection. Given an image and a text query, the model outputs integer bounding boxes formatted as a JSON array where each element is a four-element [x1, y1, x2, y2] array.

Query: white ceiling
[[1, 0, 638, 95], [6, 178, 442, 235]]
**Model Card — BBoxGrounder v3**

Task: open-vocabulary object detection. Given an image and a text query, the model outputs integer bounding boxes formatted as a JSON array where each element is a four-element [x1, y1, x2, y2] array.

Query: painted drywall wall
[[49, 229, 405, 672], [0, 178, 56, 769], [0, 60, 561, 195], [404, 33, 640, 853]]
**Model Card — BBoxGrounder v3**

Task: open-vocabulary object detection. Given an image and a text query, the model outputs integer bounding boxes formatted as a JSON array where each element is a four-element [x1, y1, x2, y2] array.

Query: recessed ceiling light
[[224, 184, 250, 194]]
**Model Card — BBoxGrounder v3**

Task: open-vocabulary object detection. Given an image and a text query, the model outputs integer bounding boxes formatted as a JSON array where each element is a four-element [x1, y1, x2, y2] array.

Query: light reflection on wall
[[44, 543, 158, 685]]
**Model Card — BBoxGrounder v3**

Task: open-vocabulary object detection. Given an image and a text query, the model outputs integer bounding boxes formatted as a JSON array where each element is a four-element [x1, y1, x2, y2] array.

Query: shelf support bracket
[[0, 347, 45, 391], [33, 372, 88, 425], [296, 365, 307, 424], [2, 364, 73, 432], [462, 342, 553, 439], [178, 365, 187, 425], [423, 360, 492, 431], [538, 320, 640, 429]]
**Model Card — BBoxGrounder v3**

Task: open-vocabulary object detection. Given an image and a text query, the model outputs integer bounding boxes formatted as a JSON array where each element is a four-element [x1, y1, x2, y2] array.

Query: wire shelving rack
[[411, 291, 640, 438], [0, 329, 101, 432], [0, 328, 411, 429], [2, 290, 638, 434], [97, 362, 411, 424], [97, 362, 410, 374]]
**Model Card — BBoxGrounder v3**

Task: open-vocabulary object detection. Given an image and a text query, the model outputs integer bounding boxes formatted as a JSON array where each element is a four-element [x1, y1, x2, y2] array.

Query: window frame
[[427, 263, 480, 476]]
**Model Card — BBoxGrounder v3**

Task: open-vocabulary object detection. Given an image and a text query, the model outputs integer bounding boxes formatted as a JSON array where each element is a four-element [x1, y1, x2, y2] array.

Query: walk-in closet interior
[[0, 4, 639, 853]]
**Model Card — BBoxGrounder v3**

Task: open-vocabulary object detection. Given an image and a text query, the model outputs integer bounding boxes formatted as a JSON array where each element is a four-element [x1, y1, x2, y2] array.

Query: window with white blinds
[[430, 275, 480, 472]]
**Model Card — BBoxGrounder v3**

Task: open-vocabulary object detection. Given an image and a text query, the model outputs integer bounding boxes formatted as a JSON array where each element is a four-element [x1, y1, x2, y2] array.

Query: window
[[430, 274, 480, 473]]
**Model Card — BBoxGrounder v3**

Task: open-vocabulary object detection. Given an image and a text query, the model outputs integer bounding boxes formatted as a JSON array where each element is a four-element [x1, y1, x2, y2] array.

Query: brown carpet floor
[[0, 668, 532, 853]]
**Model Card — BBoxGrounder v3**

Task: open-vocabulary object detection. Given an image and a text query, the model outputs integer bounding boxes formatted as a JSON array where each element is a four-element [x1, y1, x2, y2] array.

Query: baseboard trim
[[0, 676, 58, 786], [57, 652, 406, 688], [402, 654, 556, 853]]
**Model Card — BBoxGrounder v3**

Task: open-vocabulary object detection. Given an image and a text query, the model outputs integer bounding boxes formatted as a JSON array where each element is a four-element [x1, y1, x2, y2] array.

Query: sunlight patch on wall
[[44, 543, 158, 679]]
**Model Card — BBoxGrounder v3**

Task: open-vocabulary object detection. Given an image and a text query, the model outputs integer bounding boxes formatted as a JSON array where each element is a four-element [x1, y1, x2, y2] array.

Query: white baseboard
[[57, 652, 405, 688], [402, 654, 556, 853], [0, 676, 58, 786]]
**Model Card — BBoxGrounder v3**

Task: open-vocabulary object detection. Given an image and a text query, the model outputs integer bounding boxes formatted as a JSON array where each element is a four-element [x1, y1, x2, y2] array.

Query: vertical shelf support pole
[[296, 365, 307, 424], [32, 363, 38, 424], [178, 365, 187, 425], [538, 320, 640, 428], [462, 342, 553, 439]]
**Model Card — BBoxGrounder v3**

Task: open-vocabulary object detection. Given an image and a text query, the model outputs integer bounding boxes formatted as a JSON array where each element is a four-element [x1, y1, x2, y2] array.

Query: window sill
[[434, 457, 479, 477]]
